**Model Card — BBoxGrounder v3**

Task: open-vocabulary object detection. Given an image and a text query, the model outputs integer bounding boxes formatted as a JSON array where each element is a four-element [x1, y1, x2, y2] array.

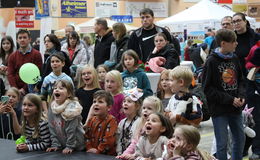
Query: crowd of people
[[0, 7, 259, 160]]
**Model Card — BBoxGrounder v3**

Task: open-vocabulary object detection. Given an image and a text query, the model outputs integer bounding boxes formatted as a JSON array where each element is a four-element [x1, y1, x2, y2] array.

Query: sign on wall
[[35, 0, 50, 19], [248, 4, 260, 18], [111, 15, 133, 23], [61, 0, 87, 18], [125, 2, 168, 18], [15, 8, 34, 28], [95, 1, 119, 17]]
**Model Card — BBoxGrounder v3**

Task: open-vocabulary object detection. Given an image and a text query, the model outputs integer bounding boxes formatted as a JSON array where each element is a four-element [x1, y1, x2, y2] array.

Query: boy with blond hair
[[202, 29, 245, 160], [85, 90, 117, 155], [165, 66, 202, 126]]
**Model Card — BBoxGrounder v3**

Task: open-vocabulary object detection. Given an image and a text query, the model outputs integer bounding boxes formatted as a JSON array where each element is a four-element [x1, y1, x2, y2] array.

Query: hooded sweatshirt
[[122, 68, 153, 98], [202, 48, 245, 117]]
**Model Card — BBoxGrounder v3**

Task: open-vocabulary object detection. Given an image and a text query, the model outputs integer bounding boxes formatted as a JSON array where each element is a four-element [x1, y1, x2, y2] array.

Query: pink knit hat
[[148, 57, 166, 73]]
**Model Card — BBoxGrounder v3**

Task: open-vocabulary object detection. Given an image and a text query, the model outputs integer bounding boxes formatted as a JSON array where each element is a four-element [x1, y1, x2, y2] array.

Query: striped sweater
[[24, 120, 51, 151]]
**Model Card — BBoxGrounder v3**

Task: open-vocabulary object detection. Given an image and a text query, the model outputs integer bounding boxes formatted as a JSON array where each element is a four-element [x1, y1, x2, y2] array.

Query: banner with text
[[61, 0, 87, 18], [15, 8, 34, 28], [126, 2, 167, 18], [111, 15, 133, 23], [95, 1, 119, 17]]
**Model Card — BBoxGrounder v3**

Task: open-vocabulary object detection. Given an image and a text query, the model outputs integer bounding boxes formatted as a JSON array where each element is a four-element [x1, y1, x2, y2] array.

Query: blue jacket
[[41, 72, 73, 101], [122, 68, 153, 98]]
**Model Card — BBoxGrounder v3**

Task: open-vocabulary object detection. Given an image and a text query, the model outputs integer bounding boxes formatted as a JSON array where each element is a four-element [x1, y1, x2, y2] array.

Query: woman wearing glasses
[[233, 12, 260, 75], [233, 12, 260, 160]]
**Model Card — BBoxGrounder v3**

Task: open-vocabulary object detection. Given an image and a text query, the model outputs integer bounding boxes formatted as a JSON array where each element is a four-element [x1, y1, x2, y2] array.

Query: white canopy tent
[[55, 17, 137, 37], [156, 0, 256, 32]]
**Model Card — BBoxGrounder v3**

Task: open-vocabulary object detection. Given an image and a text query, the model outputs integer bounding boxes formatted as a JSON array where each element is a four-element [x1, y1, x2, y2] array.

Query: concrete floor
[[198, 119, 252, 160]]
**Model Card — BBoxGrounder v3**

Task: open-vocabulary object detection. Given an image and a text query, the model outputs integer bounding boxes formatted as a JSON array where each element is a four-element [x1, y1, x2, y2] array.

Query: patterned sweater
[[85, 114, 117, 155]]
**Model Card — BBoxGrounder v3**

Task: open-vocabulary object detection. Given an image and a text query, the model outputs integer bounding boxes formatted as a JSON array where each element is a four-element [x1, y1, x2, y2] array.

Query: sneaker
[[249, 154, 260, 160]]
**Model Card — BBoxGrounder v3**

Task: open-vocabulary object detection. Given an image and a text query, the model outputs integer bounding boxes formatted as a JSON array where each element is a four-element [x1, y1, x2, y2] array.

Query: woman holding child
[[146, 32, 180, 70]]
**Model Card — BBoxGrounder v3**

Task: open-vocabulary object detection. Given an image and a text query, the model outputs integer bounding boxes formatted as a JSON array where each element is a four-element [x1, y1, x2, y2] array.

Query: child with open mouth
[[117, 96, 163, 160], [46, 80, 85, 154], [116, 87, 143, 155], [135, 112, 173, 160], [85, 90, 118, 156]]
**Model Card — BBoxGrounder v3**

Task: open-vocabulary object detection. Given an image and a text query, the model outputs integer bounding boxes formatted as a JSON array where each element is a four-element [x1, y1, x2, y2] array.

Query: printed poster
[[15, 8, 34, 28], [95, 1, 119, 18], [232, 4, 247, 13], [125, 2, 168, 18], [61, 0, 87, 18], [248, 4, 260, 18], [35, 0, 50, 19]]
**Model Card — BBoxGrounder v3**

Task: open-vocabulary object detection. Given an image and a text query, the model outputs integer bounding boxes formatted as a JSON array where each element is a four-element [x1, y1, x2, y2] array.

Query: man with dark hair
[[128, 8, 172, 62], [8, 29, 42, 95], [93, 18, 115, 67]]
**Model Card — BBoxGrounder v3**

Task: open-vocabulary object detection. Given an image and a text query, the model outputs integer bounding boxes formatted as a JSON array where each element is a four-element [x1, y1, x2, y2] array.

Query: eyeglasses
[[232, 19, 243, 24]]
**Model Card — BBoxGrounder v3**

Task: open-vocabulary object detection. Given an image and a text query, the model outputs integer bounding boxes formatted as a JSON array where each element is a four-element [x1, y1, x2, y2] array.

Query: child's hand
[[46, 147, 58, 152], [0, 104, 6, 113], [5, 104, 15, 115], [16, 143, 29, 153], [152, 47, 158, 54], [116, 153, 135, 160], [87, 148, 98, 153], [62, 148, 73, 154], [137, 88, 143, 92], [172, 141, 186, 156], [233, 97, 245, 108]]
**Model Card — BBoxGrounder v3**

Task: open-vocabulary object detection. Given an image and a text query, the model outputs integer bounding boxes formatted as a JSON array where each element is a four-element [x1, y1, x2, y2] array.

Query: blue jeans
[[247, 80, 260, 155], [212, 114, 245, 160]]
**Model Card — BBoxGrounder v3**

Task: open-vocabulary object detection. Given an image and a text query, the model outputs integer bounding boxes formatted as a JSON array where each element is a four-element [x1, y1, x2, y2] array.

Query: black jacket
[[148, 44, 180, 69], [202, 52, 245, 117], [113, 35, 129, 71], [128, 25, 172, 62], [189, 44, 204, 69], [235, 27, 260, 75], [94, 30, 115, 67]]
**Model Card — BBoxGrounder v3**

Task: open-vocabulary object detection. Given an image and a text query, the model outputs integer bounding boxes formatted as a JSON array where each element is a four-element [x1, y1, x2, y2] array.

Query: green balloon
[[19, 63, 40, 84], [16, 136, 26, 145]]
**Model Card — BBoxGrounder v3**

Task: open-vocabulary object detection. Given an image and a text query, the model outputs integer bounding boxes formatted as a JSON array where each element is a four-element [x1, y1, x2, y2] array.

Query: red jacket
[[7, 48, 42, 91], [245, 40, 260, 69]]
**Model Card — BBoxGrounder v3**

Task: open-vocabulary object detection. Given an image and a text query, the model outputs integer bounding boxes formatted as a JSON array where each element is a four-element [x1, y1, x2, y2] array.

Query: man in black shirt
[[128, 8, 172, 62]]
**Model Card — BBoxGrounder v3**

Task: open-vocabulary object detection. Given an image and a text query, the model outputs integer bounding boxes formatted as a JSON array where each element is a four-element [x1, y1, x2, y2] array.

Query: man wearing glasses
[[209, 16, 233, 53]]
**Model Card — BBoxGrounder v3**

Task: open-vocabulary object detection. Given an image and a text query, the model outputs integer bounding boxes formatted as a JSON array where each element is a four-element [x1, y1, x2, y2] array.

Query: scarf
[[51, 100, 82, 121], [214, 47, 234, 59]]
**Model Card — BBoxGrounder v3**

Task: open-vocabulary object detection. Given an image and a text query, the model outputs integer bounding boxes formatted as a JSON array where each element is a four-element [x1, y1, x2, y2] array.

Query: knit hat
[[148, 56, 166, 73]]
